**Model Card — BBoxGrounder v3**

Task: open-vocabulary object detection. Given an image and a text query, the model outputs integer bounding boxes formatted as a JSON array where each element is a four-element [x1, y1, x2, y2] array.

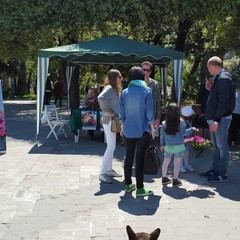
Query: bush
[[21, 93, 37, 100], [224, 57, 240, 88], [181, 71, 200, 101]]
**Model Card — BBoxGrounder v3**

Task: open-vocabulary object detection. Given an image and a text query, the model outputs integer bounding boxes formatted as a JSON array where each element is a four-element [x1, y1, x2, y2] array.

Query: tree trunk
[[27, 70, 33, 94], [60, 33, 80, 110], [17, 61, 27, 95], [69, 66, 80, 109], [152, 33, 163, 46], [171, 84, 177, 102], [172, 19, 192, 102], [60, 62, 67, 95], [200, 53, 212, 82], [175, 19, 192, 52], [190, 56, 202, 75]]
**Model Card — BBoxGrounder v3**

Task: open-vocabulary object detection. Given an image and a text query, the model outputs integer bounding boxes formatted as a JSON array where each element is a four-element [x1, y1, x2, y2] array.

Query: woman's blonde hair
[[104, 69, 121, 96]]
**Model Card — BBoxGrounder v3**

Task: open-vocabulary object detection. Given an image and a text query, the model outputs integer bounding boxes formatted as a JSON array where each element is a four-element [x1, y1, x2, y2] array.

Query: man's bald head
[[207, 56, 223, 75], [207, 56, 223, 67]]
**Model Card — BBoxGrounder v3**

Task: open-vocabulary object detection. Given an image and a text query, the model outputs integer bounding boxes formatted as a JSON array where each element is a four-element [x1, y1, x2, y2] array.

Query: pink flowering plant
[[184, 135, 211, 158], [85, 97, 100, 110], [0, 113, 6, 139]]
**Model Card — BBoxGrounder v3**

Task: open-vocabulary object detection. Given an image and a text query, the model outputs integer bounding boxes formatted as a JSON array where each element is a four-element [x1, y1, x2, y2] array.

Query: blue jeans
[[210, 118, 231, 176]]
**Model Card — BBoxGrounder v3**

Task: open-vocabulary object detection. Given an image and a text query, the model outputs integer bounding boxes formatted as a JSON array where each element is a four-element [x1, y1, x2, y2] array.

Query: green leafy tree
[[224, 58, 240, 88], [1, 0, 240, 100], [215, 5, 240, 55]]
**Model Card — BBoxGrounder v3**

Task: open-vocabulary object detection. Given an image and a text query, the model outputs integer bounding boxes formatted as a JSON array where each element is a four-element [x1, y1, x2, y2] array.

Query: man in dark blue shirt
[[201, 56, 236, 183]]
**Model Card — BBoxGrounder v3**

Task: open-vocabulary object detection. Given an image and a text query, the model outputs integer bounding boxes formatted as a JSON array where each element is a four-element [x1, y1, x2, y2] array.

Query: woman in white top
[[97, 69, 123, 183]]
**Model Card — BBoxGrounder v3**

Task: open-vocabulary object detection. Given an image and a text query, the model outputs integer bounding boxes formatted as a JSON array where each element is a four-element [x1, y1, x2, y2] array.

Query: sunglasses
[[118, 75, 123, 79], [142, 68, 151, 73]]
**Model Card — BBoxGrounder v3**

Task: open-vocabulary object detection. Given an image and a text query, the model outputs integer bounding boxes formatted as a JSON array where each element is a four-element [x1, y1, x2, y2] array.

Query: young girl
[[180, 106, 195, 173], [160, 103, 197, 187]]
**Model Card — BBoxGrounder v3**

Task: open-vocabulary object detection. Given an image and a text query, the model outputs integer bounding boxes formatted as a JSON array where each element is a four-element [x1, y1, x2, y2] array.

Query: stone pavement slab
[[0, 100, 240, 239]]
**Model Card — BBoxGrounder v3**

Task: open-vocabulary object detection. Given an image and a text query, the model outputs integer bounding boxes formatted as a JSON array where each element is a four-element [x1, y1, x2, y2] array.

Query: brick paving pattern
[[0, 100, 239, 240]]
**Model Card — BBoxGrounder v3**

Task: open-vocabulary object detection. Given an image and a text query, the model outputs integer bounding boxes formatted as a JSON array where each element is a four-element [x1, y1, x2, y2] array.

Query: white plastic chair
[[43, 104, 68, 140]]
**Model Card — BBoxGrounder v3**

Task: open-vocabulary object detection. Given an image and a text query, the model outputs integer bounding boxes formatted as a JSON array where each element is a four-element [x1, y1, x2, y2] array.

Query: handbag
[[144, 145, 161, 175], [41, 109, 48, 125], [111, 116, 121, 133]]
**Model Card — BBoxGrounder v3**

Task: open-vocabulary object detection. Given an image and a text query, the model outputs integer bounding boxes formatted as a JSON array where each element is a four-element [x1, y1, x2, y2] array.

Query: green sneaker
[[125, 184, 136, 192], [136, 188, 153, 197]]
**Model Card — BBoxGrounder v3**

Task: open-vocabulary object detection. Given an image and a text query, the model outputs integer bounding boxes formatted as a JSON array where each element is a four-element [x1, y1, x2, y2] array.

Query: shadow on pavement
[[94, 179, 123, 196], [4, 101, 36, 142], [6, 118, 36, 142], [229, 146, 240, 164], [118, 193, 161, 216], [208, 147, 240, 201], [179, 172, 240, 202], [144, 172, 162, 184], [208, 181, 240, 202], [162, 186, 215, 200], [175, 148, 240, 202], [28, 138, 125, 161]]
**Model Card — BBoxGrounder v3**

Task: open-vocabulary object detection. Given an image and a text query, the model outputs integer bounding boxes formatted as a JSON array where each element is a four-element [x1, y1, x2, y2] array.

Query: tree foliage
[[224, 58, 240, 88], [1, 0, 240, 98]]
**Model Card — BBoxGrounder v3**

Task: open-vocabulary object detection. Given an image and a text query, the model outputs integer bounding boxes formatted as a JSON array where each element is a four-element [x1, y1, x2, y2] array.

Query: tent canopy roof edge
[[38, 35, 183, 62]]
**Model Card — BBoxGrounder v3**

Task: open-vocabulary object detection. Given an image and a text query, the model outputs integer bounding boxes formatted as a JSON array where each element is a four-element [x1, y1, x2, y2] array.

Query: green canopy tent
[[37, 35, 184, 141]]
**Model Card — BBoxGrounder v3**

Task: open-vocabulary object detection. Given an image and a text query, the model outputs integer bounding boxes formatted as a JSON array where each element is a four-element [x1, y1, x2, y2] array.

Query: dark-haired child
[[160, 103, 198, 187]]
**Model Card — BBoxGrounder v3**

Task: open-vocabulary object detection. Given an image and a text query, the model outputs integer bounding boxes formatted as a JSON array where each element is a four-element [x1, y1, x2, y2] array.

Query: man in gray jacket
[[141, 61, 161, 128]]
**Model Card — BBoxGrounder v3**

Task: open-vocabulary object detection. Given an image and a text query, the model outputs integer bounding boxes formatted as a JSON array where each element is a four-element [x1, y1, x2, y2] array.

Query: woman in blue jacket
[[120, 66, 155, 197]]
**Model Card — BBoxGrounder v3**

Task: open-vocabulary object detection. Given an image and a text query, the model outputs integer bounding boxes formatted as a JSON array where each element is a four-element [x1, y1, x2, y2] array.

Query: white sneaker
[[106, 170, 122, 177], [185, 165, 195, 172], [180, 167, 187, 173], [99, 174, 113, 183]]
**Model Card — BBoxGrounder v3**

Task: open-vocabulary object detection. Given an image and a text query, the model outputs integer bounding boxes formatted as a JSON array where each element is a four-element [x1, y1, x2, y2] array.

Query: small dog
[[126, 225, 161, 240]]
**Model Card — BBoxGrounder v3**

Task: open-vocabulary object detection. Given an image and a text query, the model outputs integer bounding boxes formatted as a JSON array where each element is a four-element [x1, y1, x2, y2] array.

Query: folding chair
[[43, 104, 68, 140]]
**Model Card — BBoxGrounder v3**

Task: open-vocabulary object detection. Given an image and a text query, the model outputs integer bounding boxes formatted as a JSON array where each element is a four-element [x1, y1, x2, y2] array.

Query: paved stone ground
[[0, 100, 240, 240]]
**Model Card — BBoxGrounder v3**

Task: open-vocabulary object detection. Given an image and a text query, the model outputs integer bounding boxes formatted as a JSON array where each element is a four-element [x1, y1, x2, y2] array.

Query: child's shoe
[[162, 177, 172, 185], [185, 165, 194, 172], [172, 178, 182, 187], [180, 166, 187, 173]]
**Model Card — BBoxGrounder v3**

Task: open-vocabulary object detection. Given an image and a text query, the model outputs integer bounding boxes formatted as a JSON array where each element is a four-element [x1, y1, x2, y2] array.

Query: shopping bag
[[41, 109, 48, 125], [144, 145, 161, 175]]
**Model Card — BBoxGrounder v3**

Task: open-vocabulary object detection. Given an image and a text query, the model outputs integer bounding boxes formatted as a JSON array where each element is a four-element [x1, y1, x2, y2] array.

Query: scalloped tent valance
[[38, 35, 183, 64]]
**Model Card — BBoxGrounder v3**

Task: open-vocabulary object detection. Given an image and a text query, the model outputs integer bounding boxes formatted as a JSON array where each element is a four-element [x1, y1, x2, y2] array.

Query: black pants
[[124, 132, 150, 189], [228, 113, 240, 144], [44, 92, 52, 105], [54, 95, 62, 106]]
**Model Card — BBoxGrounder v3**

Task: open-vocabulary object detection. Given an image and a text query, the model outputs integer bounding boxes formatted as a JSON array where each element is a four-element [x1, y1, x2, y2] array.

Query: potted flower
[[86, 97, 100, 110], [0, 113, 6, 151], [184, 135, 211, 158], [0, 113, 6, 139]]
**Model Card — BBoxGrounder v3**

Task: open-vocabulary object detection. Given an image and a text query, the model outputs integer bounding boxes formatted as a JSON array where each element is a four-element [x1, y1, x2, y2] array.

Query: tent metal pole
[[66, 64, 74, 119], [36, 57, 49, 144], [173, 59, 183, 106]]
